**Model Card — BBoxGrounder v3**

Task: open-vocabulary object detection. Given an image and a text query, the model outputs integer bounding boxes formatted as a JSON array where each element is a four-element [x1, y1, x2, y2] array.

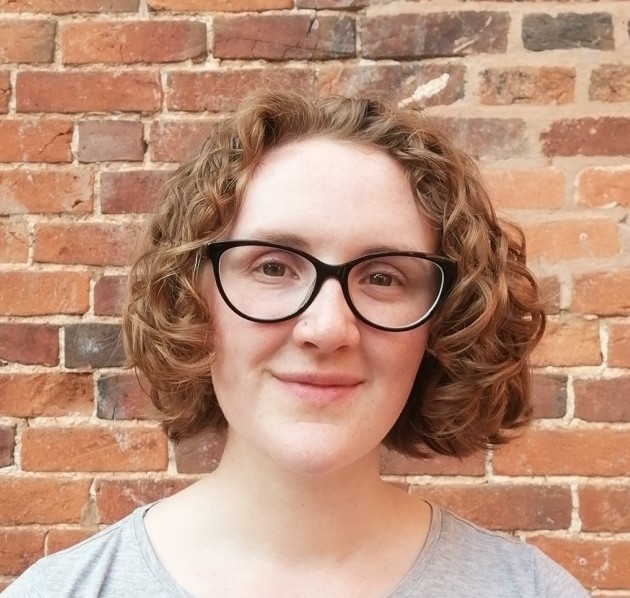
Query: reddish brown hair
[[123, 91, 546, 458]]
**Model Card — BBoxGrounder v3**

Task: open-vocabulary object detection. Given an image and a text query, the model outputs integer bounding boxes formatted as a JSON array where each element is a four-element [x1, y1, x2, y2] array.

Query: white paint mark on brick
[[399, 73, 450, 107]]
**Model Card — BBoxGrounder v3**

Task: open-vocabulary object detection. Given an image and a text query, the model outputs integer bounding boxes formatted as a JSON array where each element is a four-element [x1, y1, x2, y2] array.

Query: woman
[[3, 92, 588, 597]]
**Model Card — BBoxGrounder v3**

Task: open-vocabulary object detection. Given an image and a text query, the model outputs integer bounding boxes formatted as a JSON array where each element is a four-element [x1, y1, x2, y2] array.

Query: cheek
[[208, 304, 289, 397], [389, 333, 428, 419], [202, 269, 243, 354], [203, 274, 236, 394], [380, 328, 429, 398], [393, 327, 429, 371]]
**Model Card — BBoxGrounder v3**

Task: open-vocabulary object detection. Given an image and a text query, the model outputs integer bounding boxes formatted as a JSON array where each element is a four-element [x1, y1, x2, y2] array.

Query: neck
[[194, 435, 402, 563], [145, 433, 433, 597]]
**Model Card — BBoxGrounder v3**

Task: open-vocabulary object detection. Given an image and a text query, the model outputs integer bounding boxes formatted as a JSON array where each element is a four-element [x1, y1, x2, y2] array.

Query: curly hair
[[123, 91, 546, 458]]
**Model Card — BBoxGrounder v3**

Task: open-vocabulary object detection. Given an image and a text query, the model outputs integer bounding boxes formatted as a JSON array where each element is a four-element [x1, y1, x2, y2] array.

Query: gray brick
[[522, 13, 614, 51], [361, 12, 509, 59], [65, 323, 125, 368]]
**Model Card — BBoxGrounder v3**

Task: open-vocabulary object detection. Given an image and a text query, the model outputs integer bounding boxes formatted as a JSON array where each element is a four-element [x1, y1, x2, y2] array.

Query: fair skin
[[144, 137, 436, 597]]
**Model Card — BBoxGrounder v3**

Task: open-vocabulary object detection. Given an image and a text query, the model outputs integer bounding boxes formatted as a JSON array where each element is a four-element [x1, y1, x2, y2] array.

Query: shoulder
[[440, 508, 588, 596], [1, 504, 177, 598], [395, 505, 589, 598]]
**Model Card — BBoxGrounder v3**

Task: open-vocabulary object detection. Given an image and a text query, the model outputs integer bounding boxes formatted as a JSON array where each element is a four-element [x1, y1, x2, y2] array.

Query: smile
[[274, 372, 363, 386], [273, 372, 363, 405]]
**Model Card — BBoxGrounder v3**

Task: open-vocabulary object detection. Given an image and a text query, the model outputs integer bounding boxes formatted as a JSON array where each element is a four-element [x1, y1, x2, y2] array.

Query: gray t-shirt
[[2, 503, 588, 597]]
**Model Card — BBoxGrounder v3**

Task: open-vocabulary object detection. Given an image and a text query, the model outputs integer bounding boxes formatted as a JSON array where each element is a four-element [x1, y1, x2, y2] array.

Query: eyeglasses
[[203, 241, 456, 332]]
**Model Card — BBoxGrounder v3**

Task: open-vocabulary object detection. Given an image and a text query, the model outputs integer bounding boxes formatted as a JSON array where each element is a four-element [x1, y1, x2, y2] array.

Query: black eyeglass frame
[[203, 240, 457, 332]]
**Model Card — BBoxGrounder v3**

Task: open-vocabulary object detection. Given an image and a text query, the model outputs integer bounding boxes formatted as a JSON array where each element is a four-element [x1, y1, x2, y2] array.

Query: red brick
[[480, 67, 574, 105], [0, 70, 10, 112], [0, 20, 55, 63], [411, 484, 571, 531], [34, 222, 143, 267], [95, 478, 191, 524], [0, 426, 15, 467], [61, 21, 206, 64], [0, 271, 89, 316], [0, 323, 59, 365], [149, 120, 215, 161], [609, 322, 630, 367], [522, 12, 614, 51], [148, 0, 290, 9], [362, 12, 509, 59], [78, 121, 145, 163], [532, 374, 566, 418], [0, 0, 139, 12], [542, 117, 630, 157], [297, 0, 364, 7], [579, 486, 630, 533], [21, 426, 168, 472], [484, 168, 564, 209], [493, 429, 630, 476], [572, 271, 630, 316], [379, 447, 485, 476], [16, 71, 161, 113], [47, 529, 95, 555], [574, 377, 630, 422], [539, 275, 561, 315], [577, 167, 630, 208], [0, 169, 93, 214], [532, 317, 601, 367], [0, 478, 90, 525], [429, 117, 527, 160], [0, 373, 92, 417], [529, 537, 630, 590], [522, 218, 620, 261], [65, 323, 125, 368], [94, 274, 127, 316], [0, 529, 44, 575], [174, 431, 225, 473], [100, 170, 170, 213], [166, 68, 315, 113], [97, 373, 154, 420], [0, 119, 72, 163], [317, 63, 464, 108], [590, 64, 630, 102], [213, 15, 355, 60], [0, 220, 28, 262]]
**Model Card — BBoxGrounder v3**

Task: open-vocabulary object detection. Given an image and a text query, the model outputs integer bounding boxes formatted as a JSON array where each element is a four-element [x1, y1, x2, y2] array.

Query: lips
[[273, 372, 363, 387], [272, 372, 363, 404]]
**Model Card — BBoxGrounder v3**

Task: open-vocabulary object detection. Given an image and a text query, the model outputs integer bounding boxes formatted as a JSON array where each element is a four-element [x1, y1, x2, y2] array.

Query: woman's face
[[201, 137, 437, 477]]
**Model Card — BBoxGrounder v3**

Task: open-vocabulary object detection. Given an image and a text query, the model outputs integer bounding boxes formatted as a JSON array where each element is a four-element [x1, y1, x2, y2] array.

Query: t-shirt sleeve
[[0, 564, 43, 598], [532, 546, 590, 597]]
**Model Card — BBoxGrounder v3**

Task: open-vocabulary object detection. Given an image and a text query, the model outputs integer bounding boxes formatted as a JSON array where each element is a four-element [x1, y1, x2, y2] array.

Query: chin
[[268, 434, 378, 479]]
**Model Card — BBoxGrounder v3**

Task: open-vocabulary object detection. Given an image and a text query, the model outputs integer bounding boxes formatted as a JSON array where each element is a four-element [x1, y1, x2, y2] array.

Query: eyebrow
[[234, 231, 424, 255], [242, 231, 310, 249]]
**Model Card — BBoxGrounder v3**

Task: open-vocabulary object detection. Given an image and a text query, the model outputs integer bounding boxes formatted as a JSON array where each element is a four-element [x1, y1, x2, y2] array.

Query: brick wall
[[0, 0, 629, 594]]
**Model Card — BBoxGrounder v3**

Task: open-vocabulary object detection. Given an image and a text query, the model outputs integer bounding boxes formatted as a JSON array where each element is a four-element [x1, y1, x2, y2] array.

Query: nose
[[292, 278, 360, 352]]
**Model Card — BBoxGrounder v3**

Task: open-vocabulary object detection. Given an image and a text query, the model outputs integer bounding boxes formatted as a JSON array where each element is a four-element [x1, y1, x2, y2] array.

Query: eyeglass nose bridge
[[296, 259, 356, 317]]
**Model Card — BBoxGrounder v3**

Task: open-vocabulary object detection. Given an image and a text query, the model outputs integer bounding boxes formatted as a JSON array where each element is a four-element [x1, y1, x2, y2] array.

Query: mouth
[[274, 372, 363, 387], [273, 372, 363, 404]]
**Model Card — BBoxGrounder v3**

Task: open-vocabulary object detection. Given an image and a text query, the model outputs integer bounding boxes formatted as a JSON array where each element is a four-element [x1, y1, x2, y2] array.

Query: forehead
[[228, 137, 436, 256]]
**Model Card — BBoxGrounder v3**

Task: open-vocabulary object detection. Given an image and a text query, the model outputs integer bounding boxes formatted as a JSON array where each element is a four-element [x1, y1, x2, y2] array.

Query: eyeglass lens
[[216, 244, 445, 330]]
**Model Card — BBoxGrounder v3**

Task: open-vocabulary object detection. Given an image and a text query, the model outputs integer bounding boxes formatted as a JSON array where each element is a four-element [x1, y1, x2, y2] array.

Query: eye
[[260, 262, 287, 277], [351, 258, 410, 293], [369, 272, 394, 286], [364, 263, 405, 288], [249, 250, 305, 281]]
